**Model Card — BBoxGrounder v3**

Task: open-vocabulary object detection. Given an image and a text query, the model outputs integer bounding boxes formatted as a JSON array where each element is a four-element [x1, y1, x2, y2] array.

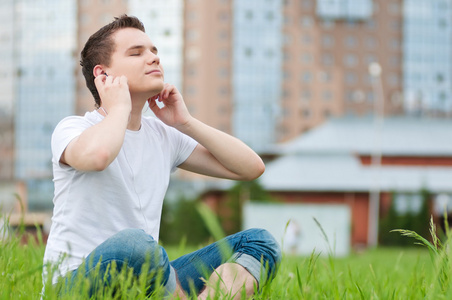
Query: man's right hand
[[94, 74, 132, 115]]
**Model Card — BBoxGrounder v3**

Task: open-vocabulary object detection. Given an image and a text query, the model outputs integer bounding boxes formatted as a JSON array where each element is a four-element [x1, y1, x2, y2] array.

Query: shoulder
[[54, 111, 100, 132]]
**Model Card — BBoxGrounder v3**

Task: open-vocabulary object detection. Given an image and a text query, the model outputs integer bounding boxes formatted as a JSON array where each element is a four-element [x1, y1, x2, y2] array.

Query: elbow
[[242, 159, 265, 181], [90, 148, 113, 171], [256, 160, 266, 178]]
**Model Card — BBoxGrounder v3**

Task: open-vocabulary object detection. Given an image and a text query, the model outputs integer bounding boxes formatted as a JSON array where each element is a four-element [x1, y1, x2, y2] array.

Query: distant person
[[42, 15, 280, 299], [284, 220, 301, 255]]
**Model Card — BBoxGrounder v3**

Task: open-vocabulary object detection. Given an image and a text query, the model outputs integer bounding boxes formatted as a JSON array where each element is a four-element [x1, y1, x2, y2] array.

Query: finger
[[94, 74, 107, 89], [105, 74, 114, 84], [148, 97, 157, 108], [149, 94, 159, 102], [163, 84, 174, 99], [113, 76, 121, 85]]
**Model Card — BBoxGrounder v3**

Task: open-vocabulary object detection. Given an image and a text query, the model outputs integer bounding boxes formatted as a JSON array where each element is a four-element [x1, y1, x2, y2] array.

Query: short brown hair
[[80, 15, 145, 107]]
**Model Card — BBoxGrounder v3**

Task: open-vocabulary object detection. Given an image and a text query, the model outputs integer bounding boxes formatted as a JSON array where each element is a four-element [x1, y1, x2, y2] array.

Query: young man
[[42, 15, 280, 299]]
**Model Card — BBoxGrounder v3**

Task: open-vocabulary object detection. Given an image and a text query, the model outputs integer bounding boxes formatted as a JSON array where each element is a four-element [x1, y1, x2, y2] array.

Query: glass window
[[218, 48, 228, 59], [321, 19, 335, 29], [302, 53, 314, 64], [301, 71, 313, 83], [301, 16, 314, 28], [344, 35, 357, 48], [301, 34, 312, 45], [319, 70, 333, 82], [301, 108, 311, 118], [322, 35, 334, 47], [322, 53, 334, 66], [365, 54, 377, 65], [365, 37, 377, 48], [283, 89, 291, 98], [388, 2, 400, 15], [186, 29, 199, 41], [283, 70, 291, 79], [390, 20, 401, 31], [302, 0, 313, 10], [322, 90, 333, 101], [283, 51, 291, 61], [367, 91, 375, 102], [344, 54, 358, 67], [301, 90, 311, 101], [283, 33, 292, 45], [345, 71, 357, 85], [366, 19, 377, 30], [266, 11, 275, 21], [187, 11, 198, 21], [218, 68, 228, 78], [388, 73, 399, 87], [218, 86, 229, 96], [389, 55, 399, 66], [187, 68, 197, 77], [390, 38, 400, 50]]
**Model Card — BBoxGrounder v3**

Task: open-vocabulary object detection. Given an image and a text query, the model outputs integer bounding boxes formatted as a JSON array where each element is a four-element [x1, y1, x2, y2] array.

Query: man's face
[[106, 28, 164, 99]]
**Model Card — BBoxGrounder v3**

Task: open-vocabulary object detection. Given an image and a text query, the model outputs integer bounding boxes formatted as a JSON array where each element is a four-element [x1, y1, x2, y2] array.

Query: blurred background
[[0, 0, 451, 254]]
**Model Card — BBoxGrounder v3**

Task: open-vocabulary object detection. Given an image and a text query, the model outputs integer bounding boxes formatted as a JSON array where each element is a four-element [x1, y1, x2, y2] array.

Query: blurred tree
[[159, 196, 210, 246], [379, 188, 431, 246]]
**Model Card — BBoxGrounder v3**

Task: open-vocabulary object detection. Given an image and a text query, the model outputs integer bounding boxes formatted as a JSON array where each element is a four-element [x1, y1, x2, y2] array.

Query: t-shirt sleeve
[[51, 116, 92, 167], [165, 126, 198, 172]]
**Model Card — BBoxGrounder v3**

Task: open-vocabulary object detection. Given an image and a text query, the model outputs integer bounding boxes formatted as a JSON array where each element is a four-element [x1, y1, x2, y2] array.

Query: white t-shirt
[[43, 110, 197, 283]]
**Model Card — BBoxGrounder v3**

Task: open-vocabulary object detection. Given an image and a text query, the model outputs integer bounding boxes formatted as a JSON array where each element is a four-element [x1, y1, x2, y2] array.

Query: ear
[[93, 65, 107, 77]]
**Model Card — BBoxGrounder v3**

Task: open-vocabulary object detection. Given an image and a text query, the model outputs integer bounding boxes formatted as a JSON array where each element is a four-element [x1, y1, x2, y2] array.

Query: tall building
[[0, 0, 15, 181], [182, 0, 234, 136], [0, 0, 78, 210], [403, 0, 452, 116], [182, 0, 407, 150], [280, 0, 405, 141], [232, 0, 283, 151]]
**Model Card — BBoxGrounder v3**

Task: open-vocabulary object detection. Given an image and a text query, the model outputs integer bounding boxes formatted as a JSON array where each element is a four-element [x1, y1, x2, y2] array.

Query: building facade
[[0, 0, 77, 210], [403, 0, 452, 116]]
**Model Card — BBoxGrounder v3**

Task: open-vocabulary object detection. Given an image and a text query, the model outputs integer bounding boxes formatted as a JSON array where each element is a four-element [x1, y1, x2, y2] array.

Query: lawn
[[0, 227, 448, 299]]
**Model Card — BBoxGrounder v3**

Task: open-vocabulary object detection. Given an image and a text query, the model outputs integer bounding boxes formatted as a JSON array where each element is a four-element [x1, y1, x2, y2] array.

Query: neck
[[97, 100, 144, 131], [127, 108, 142, 131], [127, 96, 148, 131]]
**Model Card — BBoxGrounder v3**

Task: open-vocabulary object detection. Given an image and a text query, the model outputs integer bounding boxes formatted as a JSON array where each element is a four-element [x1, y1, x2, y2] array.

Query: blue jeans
[[67, 228, 281, 296]]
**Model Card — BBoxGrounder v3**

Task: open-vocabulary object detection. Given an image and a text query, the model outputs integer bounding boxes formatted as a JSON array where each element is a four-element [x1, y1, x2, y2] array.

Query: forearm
[[177, 117, 265, 181]]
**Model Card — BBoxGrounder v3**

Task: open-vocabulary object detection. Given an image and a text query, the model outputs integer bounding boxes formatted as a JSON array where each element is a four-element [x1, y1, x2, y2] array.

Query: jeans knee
[[243, 228, 281, 274], [108, 229, 171, 280]]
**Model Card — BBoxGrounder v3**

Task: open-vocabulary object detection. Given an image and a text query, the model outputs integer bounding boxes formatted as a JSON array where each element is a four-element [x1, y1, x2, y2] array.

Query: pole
[[368, 62, 384, 247]]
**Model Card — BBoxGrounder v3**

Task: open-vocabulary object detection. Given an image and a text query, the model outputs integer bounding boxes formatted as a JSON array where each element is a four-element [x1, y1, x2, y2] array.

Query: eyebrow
[[126, 45, 158, 54]]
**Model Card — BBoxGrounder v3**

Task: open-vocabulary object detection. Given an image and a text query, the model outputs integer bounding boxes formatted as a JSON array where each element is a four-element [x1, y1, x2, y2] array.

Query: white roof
[[279, 117, 452, 156], [260, 154, 452, 193]]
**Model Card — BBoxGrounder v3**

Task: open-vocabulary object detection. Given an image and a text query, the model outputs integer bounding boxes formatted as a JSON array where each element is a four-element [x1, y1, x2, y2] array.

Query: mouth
[[146, 70, 162, 75]]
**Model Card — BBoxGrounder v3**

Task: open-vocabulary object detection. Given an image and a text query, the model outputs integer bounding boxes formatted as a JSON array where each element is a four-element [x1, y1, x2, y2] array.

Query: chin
[[149, 86, 164, 97]]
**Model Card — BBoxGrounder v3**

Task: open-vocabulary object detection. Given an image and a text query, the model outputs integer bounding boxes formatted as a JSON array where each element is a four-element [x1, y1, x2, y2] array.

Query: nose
[[147, 50, 160, 65]]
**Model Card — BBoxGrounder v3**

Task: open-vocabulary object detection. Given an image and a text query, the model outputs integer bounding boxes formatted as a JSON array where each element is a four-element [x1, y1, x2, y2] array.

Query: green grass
[[2, 208, 451, 299], [0, 227, 446, 300]]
